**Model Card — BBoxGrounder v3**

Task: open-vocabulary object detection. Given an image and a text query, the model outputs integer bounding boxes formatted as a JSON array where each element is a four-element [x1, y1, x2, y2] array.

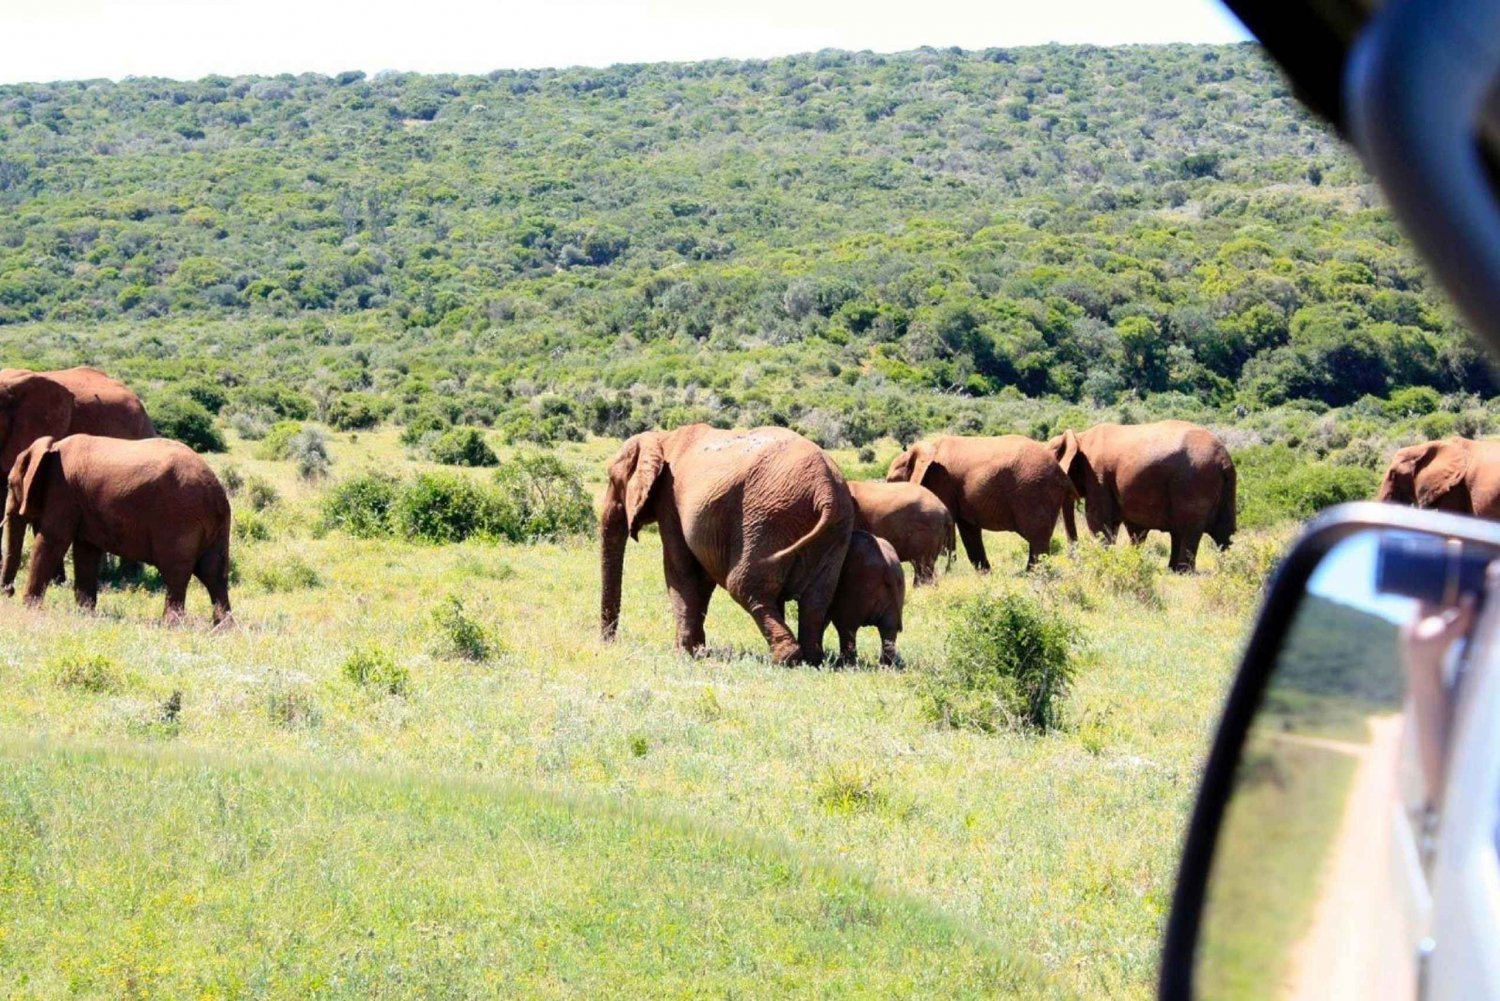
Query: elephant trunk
[[600, 499, 628, 641], [2, 505, 23, 597]]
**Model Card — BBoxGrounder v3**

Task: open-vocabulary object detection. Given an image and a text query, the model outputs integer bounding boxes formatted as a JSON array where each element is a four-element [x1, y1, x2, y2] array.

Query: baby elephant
[[848, 480, 955, 585], [828, 531, 906, 666], [2, 434, 233, 625]]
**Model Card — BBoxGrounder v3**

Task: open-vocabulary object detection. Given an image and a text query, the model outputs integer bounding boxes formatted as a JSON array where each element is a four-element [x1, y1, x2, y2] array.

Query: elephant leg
[[957, 521, 990, 572], [71, 540, 102, 611], [913, 557, 935, 586], [194, 545, 234, 628], [660, 517, 714, 656], [1170, 530, 1203, 573], [740, 596, 801, 665], [1125, 522, 1149, 546], [793, 553, 845, 668], [1025, 532, 1051, 570], [835, 624, 857, 667], [22, 533, 67, 607], [878, 625, 900, 667], [161, 570, 191, 626]]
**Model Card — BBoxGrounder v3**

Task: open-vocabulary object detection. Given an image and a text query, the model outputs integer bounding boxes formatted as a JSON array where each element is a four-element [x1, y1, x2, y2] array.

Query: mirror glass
[[1193, 529, 1496, 1000]]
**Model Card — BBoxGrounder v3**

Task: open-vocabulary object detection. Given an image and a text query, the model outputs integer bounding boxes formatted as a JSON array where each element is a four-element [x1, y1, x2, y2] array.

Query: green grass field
[[0, 429, 1269, 998]]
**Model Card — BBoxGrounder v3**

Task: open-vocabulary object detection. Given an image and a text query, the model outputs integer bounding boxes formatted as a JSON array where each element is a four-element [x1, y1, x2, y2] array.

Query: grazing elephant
[[2, 435, 232, 625], [827, 531, 905, 666], [0, 367, 155, 581], [1049, 420, 1236, 573], [887, 435, 1077, 571], [1377, 437, 1500, 518], [599, 424, 854, 665], [847, 479, 954, 585]]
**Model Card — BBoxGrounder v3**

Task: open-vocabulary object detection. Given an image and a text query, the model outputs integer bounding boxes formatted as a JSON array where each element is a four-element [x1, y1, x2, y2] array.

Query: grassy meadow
[[0, 427, 1283, 998]]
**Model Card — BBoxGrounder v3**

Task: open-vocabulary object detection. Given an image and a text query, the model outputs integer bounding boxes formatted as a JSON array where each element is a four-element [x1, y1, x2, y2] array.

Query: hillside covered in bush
[[0, 43, 1492, 463]]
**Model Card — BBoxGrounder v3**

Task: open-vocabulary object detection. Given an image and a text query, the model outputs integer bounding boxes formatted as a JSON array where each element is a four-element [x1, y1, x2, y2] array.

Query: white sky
[[0, 0, 1251, 85]]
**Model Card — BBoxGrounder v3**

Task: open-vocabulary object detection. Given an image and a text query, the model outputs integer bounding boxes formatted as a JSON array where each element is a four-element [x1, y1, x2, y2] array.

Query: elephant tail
[[1061, 492, 1078, 544], [768, 482, 852, 568], [1210, 459, 1237, 548], [943, 511, 957, 571]]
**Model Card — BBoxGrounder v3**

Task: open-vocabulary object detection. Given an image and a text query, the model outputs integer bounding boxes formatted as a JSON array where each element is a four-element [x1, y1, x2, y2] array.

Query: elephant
[[1048, 420, 1237, 572], [2, 435, 232, 626], [0, 367, 155, 581], [599, 424, 854, 665], [886, 435, 1077, 571], [1377, 436, 1500, 518], [827, 531, 905, 666], [847, 479, 954, 585]]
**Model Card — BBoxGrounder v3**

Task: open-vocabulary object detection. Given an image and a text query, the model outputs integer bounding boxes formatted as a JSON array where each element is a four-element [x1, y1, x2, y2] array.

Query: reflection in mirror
[[1194, 529, 1497, 1000]]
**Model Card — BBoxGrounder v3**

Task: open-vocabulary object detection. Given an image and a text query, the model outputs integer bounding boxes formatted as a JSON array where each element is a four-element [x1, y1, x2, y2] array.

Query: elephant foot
[[1, 583, 12, 598]]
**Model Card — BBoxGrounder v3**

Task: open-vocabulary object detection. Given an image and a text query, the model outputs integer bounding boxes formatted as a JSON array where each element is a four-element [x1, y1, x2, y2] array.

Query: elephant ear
[[0, 374, 74, 474], [15, 436, 56, 519], [909, 442, 942, 487], [1415, 440, 1469, 508], [622, 434, 666, 539]]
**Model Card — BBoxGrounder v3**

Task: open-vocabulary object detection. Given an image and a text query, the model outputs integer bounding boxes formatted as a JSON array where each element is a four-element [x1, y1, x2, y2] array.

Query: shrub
[[392, 472, 512, 544], [257, 421, 304, 460], [429, 427, 499, 467], [321, 471, 401, 538], [813, 761, 891, 814], [287, 427, 333, 480], [218, 464, 244, 495], [341, 646, 409, 696], [234, 510, 271, 542], [918, 592, 1079, 732], [1202, 533, 1288, 610], [491, 453, 593, 540], [253, 555, 322, 592], [327, 392, 388, 431], [245, 476, 279, 511], [150, 393, 226, 453], [1071, 542, 1163, 607], [430, 595, 498, 662], [51, 652, 126, 693], [266, 688, 321, 729], [228, 409, 273, 440]]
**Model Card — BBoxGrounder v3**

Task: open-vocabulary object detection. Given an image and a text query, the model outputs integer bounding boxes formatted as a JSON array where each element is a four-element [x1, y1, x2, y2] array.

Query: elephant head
[[0, 373, 75, 478], [1050, 429, 1111, 538], [2, 435, 57, 594], [600, 431, 667, 640], [886, 441, 959, 508], [1379, 439, 1470, 509]]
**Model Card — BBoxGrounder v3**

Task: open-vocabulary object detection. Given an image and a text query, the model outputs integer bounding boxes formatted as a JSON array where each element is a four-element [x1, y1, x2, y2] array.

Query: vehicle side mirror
[[1160, 503, 1500, 1000]]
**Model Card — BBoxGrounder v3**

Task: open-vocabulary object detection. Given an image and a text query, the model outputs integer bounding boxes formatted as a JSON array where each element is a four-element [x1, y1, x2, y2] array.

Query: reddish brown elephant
[[847, 479, 954, 585], [827, 531, 905, 666], [1049, 420, 1236, 572], [2, 435, 232, 625], [1377, 437, 1500, 518], [600, 424, 854, 665], [0, 367, 155, 475], [887, 435, 1076, 571]]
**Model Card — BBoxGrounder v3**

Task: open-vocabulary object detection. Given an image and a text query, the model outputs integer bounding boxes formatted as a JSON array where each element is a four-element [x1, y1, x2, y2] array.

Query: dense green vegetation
[[0, 44, 1493, 474]]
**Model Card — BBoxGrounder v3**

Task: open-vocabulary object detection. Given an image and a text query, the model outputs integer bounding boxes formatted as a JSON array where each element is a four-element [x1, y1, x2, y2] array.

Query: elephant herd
[[599, 419, 1240, 666], [0, 363, 1492, 656], [0, 366, 232, 626]]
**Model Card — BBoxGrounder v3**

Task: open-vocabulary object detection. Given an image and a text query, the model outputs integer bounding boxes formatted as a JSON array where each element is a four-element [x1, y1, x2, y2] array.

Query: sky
[[0, 0, 1250, 85]]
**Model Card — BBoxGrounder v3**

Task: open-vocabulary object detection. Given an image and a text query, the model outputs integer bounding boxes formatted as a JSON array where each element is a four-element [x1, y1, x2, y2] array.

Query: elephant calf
[[3, 434, 232, 625], [828, 531, 905, 666], [848, 480, 955, 585]]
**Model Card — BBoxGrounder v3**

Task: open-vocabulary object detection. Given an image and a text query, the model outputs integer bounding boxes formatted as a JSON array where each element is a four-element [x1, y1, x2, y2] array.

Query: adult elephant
[[600, 424, 854, 665], [886, 435, 1076, 571], [0, 367, 155, 476], [1377, 437, 1500, 518], [847, 479, 954, 584], [1049, 420, 1236, 572]]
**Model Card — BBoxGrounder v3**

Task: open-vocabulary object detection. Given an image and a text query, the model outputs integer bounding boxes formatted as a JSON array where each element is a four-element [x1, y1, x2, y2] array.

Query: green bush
[[327, 392, 388, 431], [245, 476, 279, 511], [50, 652, 126, 694], [233, 510, 271, 542], [918, 593, 1079, 733], [321, 471, 402, 538], [430, 595, 498, 662], [429, 427, 499, 467], [392, 473, 513, 544], [257, 421, 304, 460], [1237, 445, 1381, 528], [1069, 543, 1163, 607], [341, 646, 409, 696], [150, 393, 226, 453], [491, 453, 593, 540], [287, 427, 332, 480], [253, 555, 323, 592]]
